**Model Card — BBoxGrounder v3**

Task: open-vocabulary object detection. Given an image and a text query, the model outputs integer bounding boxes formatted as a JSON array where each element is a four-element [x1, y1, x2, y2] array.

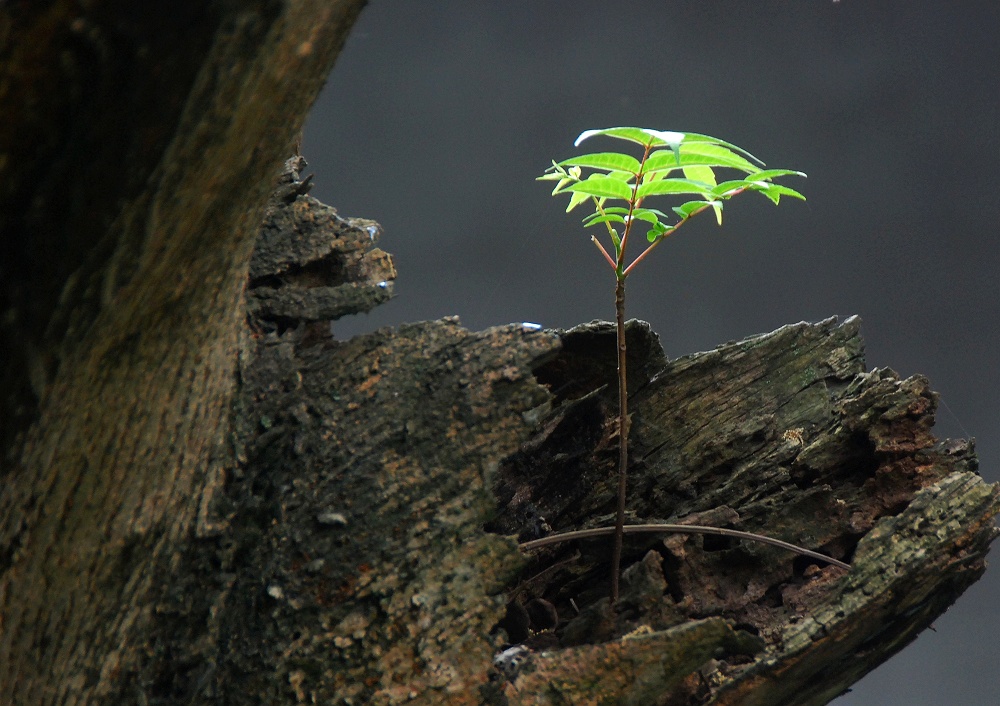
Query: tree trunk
[[0, 2, 366, 702], [1, 4, 997, 705]]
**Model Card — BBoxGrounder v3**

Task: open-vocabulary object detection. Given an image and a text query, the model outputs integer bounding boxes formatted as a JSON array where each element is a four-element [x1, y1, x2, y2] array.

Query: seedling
[[538, 127, 808, 603]]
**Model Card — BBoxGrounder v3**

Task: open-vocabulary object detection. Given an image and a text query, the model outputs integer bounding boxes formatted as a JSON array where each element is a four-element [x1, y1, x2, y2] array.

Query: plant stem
[[611, 274, 628, 604], [591, 235, 617, 270], [608, 144, 651, 606]]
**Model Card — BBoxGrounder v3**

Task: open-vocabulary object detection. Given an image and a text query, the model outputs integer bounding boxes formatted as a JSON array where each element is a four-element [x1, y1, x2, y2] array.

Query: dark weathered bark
[[488, 318, 997, 705], [1, 3, 996, 705], [0, 2, 366, 702], [169, 161, 994, 704]]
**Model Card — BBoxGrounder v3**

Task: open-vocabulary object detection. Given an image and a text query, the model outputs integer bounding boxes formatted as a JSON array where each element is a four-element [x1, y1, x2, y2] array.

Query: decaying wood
[[168, 165, 997, 705], [0, 4, 994, 701]]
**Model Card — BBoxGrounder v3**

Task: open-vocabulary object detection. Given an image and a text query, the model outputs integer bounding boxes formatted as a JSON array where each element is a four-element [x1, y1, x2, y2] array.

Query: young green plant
[[538, 127, 806, 604]]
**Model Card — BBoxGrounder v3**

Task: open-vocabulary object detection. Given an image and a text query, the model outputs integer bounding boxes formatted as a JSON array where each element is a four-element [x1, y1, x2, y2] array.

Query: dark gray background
[[302, 2, 999, 703]]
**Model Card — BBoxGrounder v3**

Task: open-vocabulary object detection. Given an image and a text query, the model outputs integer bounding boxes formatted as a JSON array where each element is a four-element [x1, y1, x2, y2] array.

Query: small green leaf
[[682, 165, 717, 187], [630, 207, 670, 221], [559, 152, 641, 173], [636, 179, 715, 200], [647, 222, 676, 242], [671, 200, 717, 220], [711, 179, 753, 198], [566, 175, 633, 200], [582, 213, 626, 227], [751, 182, 806, 204], [565, 191, 591, 212], [628, 210, 661, 226], [748, 168, 807, 181]]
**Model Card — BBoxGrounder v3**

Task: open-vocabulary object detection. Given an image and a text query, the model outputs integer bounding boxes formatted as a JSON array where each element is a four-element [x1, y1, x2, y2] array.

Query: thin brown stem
[[617, 144, 652, 264], [519, 524, 851, 571], [591, 235, 617, 270], [606, 145, 656, 606], [611, 276, 628, 604]]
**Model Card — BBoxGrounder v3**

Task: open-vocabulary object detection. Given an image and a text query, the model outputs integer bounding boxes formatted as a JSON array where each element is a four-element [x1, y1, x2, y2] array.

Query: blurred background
[[302, 2, 999, 703]]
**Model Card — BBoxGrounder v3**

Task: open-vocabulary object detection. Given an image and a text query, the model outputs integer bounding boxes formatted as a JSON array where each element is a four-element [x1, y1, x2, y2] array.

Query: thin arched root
[[519, 523, 851, 570]]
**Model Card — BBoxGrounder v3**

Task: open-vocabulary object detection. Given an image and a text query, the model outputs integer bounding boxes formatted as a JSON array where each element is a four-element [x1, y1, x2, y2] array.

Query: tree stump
[[138, 162, 996, 704]]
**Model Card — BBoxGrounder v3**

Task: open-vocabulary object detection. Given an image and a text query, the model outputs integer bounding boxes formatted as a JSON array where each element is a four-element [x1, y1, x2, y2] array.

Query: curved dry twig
[[519, 523, 851, 570]]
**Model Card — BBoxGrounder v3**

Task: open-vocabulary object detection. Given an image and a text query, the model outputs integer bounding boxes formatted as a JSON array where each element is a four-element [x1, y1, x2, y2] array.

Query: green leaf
[[630, 207, 670, 221], [645, 143, 758, 174], [751, 182, 807, 204], [582, 213, 626, 227], [711, 176, 805, 202], [559, 152, 641, 174], [636, 178, 715, 200], [647, 222, 676, 242], [566, 175, 633, 200], [574, 127, 685, 149], [628, 209, 661, 226], [682, 164, 717, 187], [538, 162, 588, 195], [671, 200, 717, 220], [682, 132, 764, 164], [565, 191, 591, 212], [748, 168, 807, 181]]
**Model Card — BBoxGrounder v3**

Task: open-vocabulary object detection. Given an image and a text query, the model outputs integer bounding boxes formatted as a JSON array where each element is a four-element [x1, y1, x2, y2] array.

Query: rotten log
[[137, 161, 994, 704]]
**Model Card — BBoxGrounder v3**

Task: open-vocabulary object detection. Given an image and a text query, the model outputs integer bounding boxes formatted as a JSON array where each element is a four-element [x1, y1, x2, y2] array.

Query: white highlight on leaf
[[641, 128, 685, 145], [574, 127, 685, 147], [574, 129, 604, 147]]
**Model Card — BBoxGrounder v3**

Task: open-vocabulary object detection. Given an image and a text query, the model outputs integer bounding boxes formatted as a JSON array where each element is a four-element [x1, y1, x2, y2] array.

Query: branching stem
[[542, 129, 805, 608], [591, 236, 617, 269]]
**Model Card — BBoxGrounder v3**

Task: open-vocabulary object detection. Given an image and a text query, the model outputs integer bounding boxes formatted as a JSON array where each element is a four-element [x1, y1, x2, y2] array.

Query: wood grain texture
[[0, 2, 366, 702]]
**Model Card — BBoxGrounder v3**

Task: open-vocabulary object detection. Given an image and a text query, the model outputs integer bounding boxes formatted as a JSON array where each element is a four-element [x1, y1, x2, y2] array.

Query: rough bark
[[162, 163, 993, 705], [0, 2, 366, 702]]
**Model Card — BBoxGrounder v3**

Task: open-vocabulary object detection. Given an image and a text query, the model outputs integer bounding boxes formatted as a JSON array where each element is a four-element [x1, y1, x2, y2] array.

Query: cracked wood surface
[[205, 193, 997, 704]]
